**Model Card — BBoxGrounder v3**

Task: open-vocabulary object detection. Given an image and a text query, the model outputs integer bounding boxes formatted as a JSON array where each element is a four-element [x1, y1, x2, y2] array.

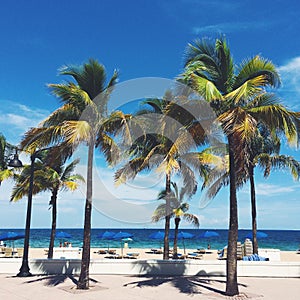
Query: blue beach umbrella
[[113, 231, 133, 240], [198, 230, 220, 238], [246, 231, 268, 239], [55, 231, 72, 246], [173, 231, 195, 254], [113, 232, 133, 256], [198, 230, 219, 249], [0, 231, 25, 249], [97, 231, 115, 250], [149, 231, 165, 248], [55, 231, 72, 239]]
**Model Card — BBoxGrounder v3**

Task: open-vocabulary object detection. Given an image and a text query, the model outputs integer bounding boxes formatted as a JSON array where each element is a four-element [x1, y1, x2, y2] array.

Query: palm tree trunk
[[78, 141, 94, 289], [163, 172, 171, 260], [173, 217, 180, 259], [48, 188, 58, 259], [249, 165, 258, 254], [225, 135, 239, 296]]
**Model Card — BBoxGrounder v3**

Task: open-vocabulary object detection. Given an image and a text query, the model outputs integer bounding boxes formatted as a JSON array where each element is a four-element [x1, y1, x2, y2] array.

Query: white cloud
[[278, 57, 300, 109], [192, 21, 269, 35], [0, 100, 50, 144], [246, 183, 295, 196]]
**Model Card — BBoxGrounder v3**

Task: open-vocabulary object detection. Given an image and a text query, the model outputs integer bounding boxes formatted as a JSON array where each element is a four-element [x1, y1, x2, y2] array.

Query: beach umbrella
[[173, 231, 195, 254], [198, 230, 219, 250], [0, 231, 25, 249], [113, 231, 133, 240], [97, 231, 115, 250], [149, 231, 165, 240], [122, 237, 133, 242], [113, 232, 133, 256], [149, 231, 165, 248], [55, 231, 72, 239], [198, 230, 220, 238], [55, 231, 72, 246], [246, 231, 268, 239]]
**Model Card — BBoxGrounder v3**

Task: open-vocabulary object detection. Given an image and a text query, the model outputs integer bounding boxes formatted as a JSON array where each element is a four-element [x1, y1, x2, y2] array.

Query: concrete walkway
[[0, 274, 299, 300]]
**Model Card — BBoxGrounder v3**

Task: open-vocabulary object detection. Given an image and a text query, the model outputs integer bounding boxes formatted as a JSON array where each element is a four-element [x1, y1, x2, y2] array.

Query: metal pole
[[17, 153, 36, 277]]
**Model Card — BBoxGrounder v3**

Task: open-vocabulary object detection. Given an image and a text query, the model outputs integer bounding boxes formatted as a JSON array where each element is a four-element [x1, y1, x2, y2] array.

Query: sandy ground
[[1, 248, 299, 299], [28, 247, 300, 261], [0, 274, 299, 300]]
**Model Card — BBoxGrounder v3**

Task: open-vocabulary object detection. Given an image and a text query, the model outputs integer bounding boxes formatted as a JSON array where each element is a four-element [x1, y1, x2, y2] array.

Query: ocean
[[1, 229, 299, 251]]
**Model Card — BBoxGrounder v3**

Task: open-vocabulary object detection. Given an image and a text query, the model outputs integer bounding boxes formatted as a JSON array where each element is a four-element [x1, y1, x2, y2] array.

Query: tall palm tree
[[247, 128, 300, 254], [20, 59, 130, 289], [45, 158, 85, 258], [152, 182, 199, 259], [115, 96, 220, 259], [182, 37, 300, 296]]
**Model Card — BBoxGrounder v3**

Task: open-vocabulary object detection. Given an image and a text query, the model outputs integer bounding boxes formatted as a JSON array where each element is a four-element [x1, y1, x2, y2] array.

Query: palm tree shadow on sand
[[124, 260, 248, 296]]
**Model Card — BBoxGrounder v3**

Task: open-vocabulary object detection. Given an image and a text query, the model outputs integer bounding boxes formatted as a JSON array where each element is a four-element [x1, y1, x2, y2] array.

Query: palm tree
[[182, 37, 300, 296], [247, 128, 300, 254], [115, 96, 219, 259], [20, 59, 130, 289], [152, 182, 199, 259], [45, 157, 84, 258], [0, 133, 18, 185]]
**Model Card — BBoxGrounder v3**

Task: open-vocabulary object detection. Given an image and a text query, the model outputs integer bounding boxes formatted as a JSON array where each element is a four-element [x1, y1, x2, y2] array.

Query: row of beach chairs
[[0, 247, 23, 258]]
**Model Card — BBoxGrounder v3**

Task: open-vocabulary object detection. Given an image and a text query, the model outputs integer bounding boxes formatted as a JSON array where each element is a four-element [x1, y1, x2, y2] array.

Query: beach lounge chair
[[104, 253, 122, 259], [97, 249, 108, 254], [124, 252, 140, 259], [16, 248, 23, 258], [218, 242, 243, 260], [187, 252, 203, 260], [108, 249, 116, 255], [196, 247, 206, 254], [150, 248, 163, 254], [4, 248, 13, 258]]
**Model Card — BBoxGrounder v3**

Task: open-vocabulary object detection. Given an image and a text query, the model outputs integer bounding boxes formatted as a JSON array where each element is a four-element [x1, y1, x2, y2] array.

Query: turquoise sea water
[[0, 229, 299, 251]]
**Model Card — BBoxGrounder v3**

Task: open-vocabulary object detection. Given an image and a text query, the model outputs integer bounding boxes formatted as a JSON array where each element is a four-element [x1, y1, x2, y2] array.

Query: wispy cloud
[[278, 57, 300, 109], [0, 100, 49, 143], [242, 183, 296, 196], [192, 21, 272, 35]]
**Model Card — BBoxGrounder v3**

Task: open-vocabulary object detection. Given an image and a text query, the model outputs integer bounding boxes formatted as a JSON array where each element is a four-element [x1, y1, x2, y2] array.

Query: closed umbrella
[[0, 231, 25, 249]]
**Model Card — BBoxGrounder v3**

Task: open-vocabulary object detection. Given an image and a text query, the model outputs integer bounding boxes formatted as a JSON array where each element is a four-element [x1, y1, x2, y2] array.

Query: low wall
[[1, 259, 299, 278]]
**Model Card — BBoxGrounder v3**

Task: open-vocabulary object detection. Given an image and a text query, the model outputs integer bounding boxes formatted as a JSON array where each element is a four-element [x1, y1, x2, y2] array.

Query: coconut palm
[[8, 148, 84, 258], [20, 59, 130, 289], [247, 128, 300, 254], [115, 95, 220, 259], [0, 133, 19, 185], [152, 182, 199, 259], [182, 37, 300, 296]]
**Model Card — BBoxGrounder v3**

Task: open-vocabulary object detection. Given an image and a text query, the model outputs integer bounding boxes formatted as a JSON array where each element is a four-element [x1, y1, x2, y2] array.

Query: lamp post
[[8, 149, 39, 277], [17, 152, 37, 277]]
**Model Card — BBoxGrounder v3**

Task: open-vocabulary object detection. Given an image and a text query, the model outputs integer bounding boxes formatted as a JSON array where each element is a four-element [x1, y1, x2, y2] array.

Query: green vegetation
[[2, 38, 300, 296]]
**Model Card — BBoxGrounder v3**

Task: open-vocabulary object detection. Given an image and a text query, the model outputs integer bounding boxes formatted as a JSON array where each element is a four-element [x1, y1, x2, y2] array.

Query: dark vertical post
[[17, 153, 36, 277]]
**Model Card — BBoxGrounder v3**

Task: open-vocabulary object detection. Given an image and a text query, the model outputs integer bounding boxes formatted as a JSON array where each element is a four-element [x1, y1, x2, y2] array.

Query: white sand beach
[[27, 247, 300, 262]]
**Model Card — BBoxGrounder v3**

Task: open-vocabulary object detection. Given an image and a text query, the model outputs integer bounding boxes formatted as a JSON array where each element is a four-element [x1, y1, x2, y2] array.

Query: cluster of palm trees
[[1, 36, 300, 296]]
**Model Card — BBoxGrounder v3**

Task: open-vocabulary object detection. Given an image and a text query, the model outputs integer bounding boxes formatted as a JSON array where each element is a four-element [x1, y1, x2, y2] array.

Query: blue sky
[[0, 0, 300, 230]]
